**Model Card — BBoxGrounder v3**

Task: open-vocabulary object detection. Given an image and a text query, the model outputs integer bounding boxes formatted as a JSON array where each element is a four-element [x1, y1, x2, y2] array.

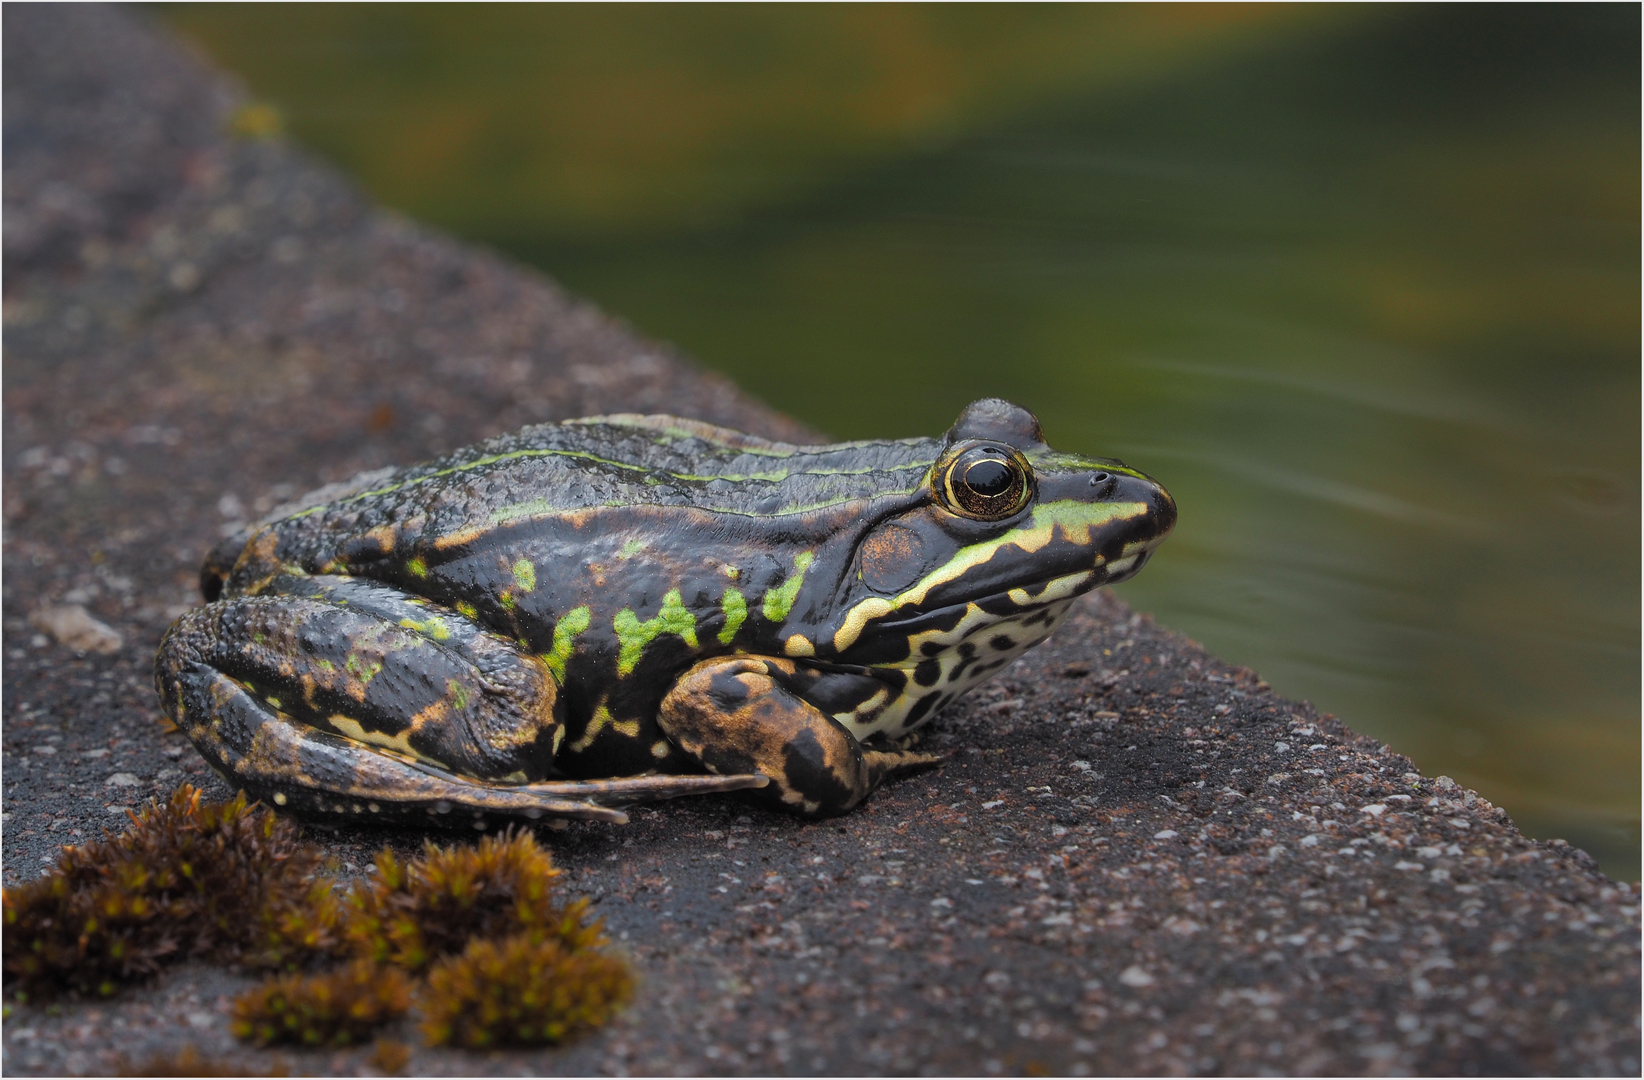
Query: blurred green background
[[157, 3, 1640, 878]]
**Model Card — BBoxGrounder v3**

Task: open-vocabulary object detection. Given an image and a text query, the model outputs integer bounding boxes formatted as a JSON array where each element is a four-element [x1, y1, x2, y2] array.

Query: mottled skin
[[155, 399, 1175, 826]]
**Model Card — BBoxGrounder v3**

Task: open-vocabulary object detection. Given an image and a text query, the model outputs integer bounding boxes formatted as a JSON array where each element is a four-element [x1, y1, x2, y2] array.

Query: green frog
[[155, 399, 1174, 826]]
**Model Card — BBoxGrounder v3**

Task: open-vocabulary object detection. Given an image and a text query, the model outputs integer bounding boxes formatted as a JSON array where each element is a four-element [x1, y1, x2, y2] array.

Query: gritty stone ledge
[[3, 5, 1637, 1075]]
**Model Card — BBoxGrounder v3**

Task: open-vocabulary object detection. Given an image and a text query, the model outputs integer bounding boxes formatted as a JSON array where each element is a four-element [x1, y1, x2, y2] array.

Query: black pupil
[[964, 459, 1015, 499]]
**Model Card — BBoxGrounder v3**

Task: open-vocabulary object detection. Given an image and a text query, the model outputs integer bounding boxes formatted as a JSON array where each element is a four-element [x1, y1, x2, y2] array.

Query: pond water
[[163, 5, 1639, 876]]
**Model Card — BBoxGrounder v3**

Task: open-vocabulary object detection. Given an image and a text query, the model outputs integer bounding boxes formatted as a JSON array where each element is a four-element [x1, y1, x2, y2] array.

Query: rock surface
[[3, 5, 1637, 1076]]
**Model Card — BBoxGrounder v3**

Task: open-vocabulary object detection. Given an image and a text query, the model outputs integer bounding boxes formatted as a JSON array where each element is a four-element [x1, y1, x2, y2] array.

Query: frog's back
[[205, 416, 940, 598], [280, 415, 936, 533]]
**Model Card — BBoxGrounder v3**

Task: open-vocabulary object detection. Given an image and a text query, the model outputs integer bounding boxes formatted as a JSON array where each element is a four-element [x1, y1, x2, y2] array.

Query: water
[[162, 5, 1639, 876]]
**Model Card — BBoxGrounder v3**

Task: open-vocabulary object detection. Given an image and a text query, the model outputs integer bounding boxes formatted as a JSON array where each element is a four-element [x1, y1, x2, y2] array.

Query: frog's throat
[[830, 498, 1157, 653], [871, 569, 1094, 667]]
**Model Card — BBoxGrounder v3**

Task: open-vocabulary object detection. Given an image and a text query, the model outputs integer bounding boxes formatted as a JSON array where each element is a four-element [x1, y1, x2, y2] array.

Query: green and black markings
[[160, 398, 1174, 826]]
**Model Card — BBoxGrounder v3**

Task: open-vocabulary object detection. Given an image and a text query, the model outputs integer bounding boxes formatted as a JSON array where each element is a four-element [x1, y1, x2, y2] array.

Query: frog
[[154, 398, 1174, 827]]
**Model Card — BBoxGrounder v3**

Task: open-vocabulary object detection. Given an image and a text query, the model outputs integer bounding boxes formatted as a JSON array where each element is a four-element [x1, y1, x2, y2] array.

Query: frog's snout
[[1112, 470, 1177, 542], [1149, 478, 1178, 539]]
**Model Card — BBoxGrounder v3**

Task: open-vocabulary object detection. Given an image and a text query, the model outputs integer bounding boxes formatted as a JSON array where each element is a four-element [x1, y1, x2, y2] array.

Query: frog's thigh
[[157, 586, 559, 782], [658, 657, 941, 816], [158, 591, 768, 825], [165, 663, 628, 824]]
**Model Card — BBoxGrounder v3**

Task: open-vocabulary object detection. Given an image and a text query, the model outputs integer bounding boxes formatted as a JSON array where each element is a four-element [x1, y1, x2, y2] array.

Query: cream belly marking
[[326, 713, 426, 760]]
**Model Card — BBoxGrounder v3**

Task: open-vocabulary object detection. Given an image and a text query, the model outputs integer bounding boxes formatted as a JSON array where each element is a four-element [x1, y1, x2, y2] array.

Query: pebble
[[28, 604, 122, 654]]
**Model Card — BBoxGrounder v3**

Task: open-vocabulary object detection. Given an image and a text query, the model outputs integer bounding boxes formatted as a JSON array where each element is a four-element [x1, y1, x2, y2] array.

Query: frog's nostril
[[1089, 472, 1110, 486]]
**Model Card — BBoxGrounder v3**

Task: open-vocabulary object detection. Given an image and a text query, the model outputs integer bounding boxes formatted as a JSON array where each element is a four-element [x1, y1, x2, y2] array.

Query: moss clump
[[5, 786, 632, 1053], [230, 959, 412, 1047], [117, 1044, 288, 1077], [345, 831, 604, 972], [419, 932, 634, 1048], [235, 829, 631, 1049], [368, 1037, 412, 1075], [2, 787, 342, 998]]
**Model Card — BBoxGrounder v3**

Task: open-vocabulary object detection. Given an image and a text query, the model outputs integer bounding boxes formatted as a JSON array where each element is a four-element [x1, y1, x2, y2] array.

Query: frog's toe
[[864, 748, 949, 777], [525, 772, 770, 806]]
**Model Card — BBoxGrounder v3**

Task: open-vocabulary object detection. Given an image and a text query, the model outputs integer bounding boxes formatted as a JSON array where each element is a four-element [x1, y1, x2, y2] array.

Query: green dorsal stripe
[[283, 445, 931, 521], [486, 487, 922, 525]]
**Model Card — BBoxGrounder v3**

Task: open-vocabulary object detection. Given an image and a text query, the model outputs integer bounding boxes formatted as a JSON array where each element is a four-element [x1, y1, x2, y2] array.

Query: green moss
[[231, 960, 411, 1047], [419, 933, 633, 1048]]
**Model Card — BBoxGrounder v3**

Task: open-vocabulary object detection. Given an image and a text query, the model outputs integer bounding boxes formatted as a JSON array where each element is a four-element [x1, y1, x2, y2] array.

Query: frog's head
[[817, 398, 1175, 732]]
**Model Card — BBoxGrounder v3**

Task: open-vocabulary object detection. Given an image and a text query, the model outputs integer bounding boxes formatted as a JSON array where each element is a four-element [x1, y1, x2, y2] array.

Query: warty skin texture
[[158, 399, 1175, 825]]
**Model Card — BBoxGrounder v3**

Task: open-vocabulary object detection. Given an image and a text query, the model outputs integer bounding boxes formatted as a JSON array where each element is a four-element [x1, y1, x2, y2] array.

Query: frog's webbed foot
[[658, 656, 946, 817]]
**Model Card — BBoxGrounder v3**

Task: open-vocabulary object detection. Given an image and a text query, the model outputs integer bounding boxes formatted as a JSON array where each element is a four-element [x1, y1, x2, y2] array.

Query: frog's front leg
[[658, 657, 944, 816], [156, 575, 763, 826]]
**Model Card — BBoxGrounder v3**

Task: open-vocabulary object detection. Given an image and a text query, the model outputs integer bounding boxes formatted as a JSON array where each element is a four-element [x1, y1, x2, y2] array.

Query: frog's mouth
[[1093, 541, 1159, 586], [833, 560, 1126, 669], [887, 535, 1161, 629], [857, 567, 1101, 643], [832, 490, 1172, 656]]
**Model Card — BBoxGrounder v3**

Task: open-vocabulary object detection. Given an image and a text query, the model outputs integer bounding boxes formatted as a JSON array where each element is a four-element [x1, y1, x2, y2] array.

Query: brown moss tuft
[[369, 1037, 412, 1075], [418, 932, 634, 1048], [2, 786, 343, 998], [6, 789, 631, 1053], [230, 959, 412, 1047], [116, 1043, 288, 1076], [345, 831, 603, 972]]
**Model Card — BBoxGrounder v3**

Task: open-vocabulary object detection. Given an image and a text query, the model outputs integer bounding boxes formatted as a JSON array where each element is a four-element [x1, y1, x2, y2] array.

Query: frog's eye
[[940, 446, 1033, 521]]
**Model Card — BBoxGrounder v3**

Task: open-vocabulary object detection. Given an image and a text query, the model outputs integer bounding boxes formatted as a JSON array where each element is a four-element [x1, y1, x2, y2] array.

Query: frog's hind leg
[[163, 667, 765, 826], [658, 656, 946, 817], [155, 578, 764, 826], [169, 666, 635, 824]]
